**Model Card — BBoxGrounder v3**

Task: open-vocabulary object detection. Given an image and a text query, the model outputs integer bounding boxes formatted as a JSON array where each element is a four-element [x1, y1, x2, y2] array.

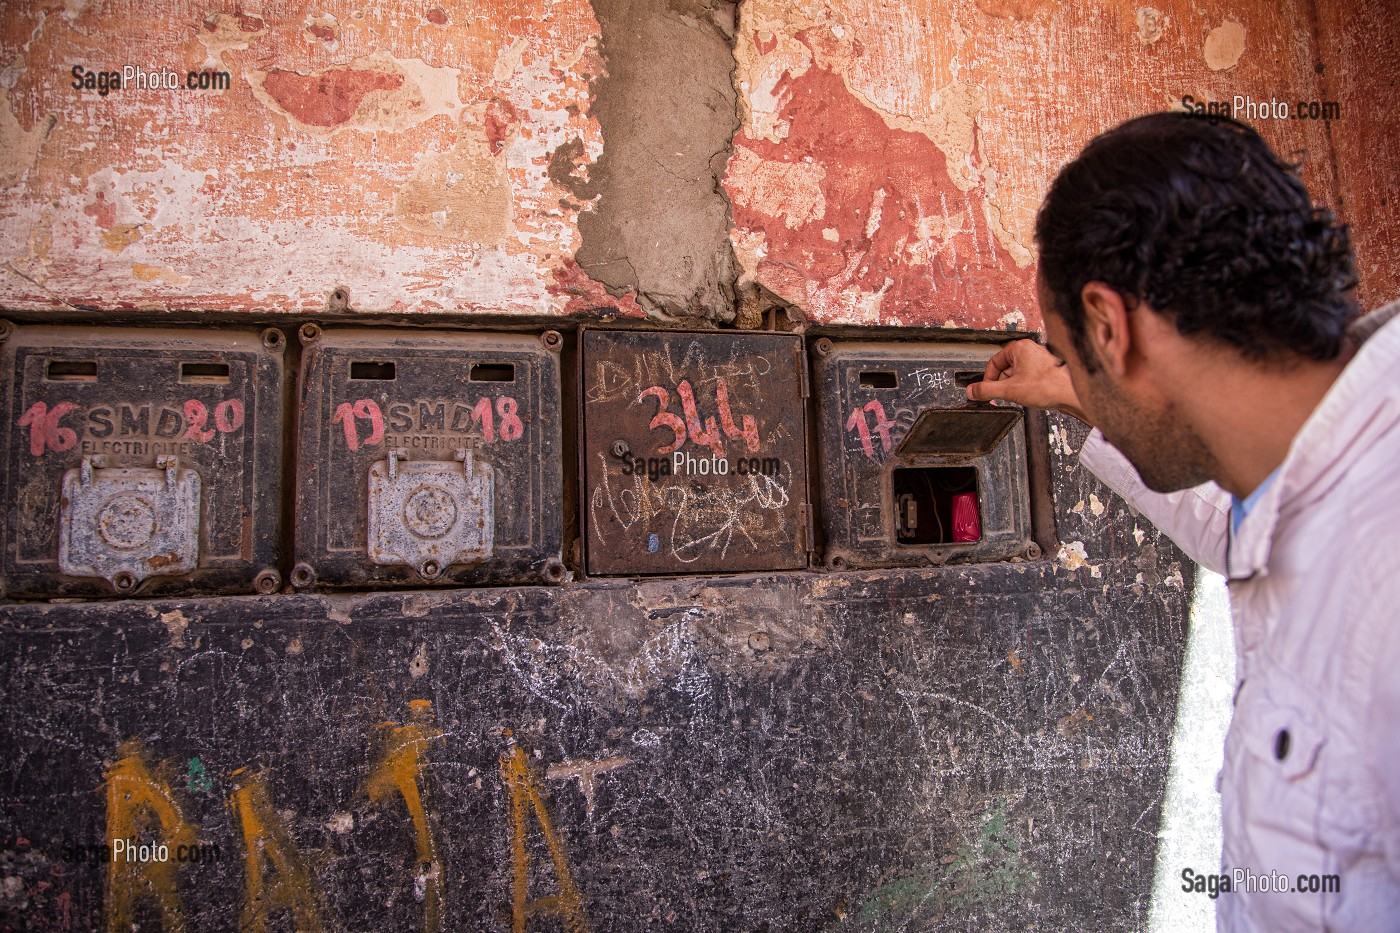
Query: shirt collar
[[1227, 298, 1400, 580]]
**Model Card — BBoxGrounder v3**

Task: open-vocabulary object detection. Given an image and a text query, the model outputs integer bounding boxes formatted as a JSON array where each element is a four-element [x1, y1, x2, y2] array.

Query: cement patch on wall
[[563, 0, 743, 325]]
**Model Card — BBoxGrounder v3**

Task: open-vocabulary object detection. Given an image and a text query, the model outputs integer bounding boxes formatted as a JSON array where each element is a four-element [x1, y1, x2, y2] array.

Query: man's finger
[[966, 378, 1006, 401], [980, 346, 1013, 383], [968, 345, 1017, 400]]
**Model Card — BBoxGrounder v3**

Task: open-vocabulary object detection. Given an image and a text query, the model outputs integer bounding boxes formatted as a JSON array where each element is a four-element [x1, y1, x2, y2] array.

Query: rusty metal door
[[1, 324, 285, 597], [293, 327, 565, 589], [581, 329, 810, 575]]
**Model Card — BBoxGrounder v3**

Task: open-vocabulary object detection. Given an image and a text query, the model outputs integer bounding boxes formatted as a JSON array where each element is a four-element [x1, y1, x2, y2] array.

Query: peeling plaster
[[727, 64, 1034, 327], [247, 51, 461, 136], [61, 0, 91, 24], [130, 262, 191, 286], [0, 87, 55, 188], [493, 37, 530, 82], [100, 224, 144, 252], [0, 0, 1385, 326], [726, 0, 1364, 329], [1203, 20, 1246, 71], [155, 608, 191, 648], [198, 10, 266, 69], [0, 1, 609, 316], [394, 112, 512, 243], [724, 145, 826, 230], [302, 12, 339, 47], [1136, 7, 1166, 45], [735, 5, 994, 197], [729, 2, 1043, 326], [974, 0, 1053, 18]]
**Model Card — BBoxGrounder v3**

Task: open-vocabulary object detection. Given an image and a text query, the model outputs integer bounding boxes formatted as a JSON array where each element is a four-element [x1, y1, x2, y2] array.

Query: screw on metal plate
[[367, 448, 495, 580], [59, 456, 201, 593], [290, 562, 316, 589], [254, 568, 282, 594], [611, 440, 630, 458]]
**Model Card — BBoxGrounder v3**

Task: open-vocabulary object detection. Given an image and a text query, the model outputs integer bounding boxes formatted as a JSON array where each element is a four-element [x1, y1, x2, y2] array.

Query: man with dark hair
[[968, 111, 1400, 930]]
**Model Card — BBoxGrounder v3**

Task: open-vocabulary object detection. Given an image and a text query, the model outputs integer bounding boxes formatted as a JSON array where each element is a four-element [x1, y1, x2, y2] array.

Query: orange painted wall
[[1, 1, 1395, 325], [1312, 0, 1400, 310], [726, 0, 1378, 328]]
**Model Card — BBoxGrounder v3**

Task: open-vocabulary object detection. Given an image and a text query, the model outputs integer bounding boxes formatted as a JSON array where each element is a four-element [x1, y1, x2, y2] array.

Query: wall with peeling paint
[[2, 1, 1395, 322], [2, 1, 616, 318], [729, 0, 1398, 327], [2, 1, 1398, 931], [1311, 0, 1400, 309]]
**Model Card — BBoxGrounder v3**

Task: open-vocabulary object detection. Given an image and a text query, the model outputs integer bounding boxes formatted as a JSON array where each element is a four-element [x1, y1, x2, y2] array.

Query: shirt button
[[1274, 728, 1291, 761]]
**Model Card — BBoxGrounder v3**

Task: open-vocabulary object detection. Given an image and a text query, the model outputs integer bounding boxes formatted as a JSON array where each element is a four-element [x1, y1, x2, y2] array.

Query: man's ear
[[1079, 282, 1133, 378]]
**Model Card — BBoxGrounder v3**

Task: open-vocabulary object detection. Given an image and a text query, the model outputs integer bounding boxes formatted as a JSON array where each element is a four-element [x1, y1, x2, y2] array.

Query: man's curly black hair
[[1035, 112, 1359, 373]]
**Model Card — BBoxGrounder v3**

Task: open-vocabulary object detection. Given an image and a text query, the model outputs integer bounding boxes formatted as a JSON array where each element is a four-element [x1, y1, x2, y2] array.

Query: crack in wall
[[562, 0, 742, 325]]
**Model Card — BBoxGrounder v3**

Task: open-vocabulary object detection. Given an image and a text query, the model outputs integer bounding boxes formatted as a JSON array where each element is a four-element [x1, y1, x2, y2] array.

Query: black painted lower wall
[[0, 419, 1195, 932]]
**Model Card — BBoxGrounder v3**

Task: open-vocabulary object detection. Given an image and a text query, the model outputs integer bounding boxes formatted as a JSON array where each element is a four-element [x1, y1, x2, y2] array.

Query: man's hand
[[965, 339, 1092, 425]]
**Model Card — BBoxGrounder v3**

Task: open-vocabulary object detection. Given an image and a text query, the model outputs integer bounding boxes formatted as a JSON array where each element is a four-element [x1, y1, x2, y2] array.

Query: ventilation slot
[[350, 361, 397, 380], [180, 362, 231, 384], [46, 360, 98, 382], [859, 371, 897, 388], [470, 363, 515, 383]]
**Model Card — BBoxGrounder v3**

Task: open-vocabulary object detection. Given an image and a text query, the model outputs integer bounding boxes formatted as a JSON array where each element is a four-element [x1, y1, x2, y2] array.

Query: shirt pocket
[[1226, 667, 1329, 867], [1241, 683, 1326, 781]]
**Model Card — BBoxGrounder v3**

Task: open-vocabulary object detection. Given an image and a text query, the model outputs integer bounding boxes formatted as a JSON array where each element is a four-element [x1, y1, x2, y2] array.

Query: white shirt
[[1079, 299, 1400, 931]]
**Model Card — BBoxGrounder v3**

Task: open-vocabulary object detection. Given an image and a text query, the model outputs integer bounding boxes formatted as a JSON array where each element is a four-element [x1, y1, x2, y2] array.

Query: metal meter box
[[812, 339, 1034, 569], [0, 323, 285, 597], [293, 327, 564, 589], [581, 329, 810, 575]]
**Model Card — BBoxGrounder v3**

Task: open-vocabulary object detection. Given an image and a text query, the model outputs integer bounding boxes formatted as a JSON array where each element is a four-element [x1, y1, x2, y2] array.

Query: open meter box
[[811, 338, 1035, 570]]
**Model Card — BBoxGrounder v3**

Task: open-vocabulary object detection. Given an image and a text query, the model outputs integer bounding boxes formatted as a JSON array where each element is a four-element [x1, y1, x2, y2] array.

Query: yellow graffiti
[[366, 699, 444, 933], [229, 769, 326, 933], [500, 743, 589, 933], [104, 740, 198, 933]]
